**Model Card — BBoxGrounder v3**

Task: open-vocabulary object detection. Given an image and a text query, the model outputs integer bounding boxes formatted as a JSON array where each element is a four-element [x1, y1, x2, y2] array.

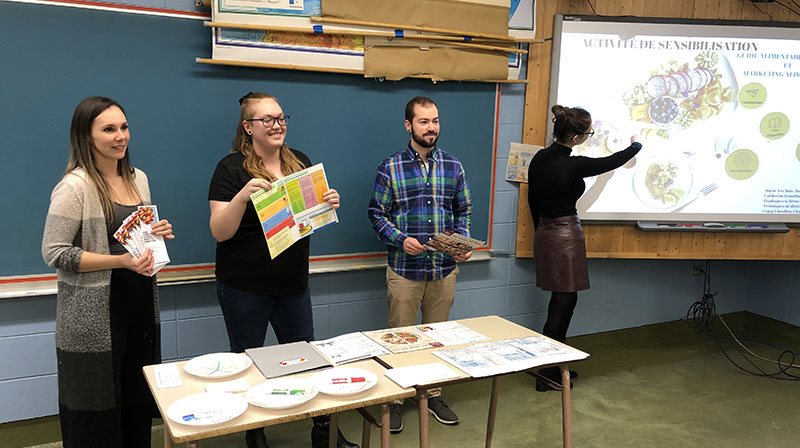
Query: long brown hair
[[232, 92, 305, 181], [66, 96, 141, 225]]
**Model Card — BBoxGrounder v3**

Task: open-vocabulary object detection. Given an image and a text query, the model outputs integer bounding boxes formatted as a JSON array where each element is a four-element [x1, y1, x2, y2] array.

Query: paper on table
[[384, 362, 462, 388], [310, 332, 389, 365], [414, 321, 490, 346], [154, 364, 182, 389]]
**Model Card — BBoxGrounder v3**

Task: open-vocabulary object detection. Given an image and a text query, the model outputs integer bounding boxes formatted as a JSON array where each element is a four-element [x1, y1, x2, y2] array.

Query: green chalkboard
[[0, 1, 495, 276]]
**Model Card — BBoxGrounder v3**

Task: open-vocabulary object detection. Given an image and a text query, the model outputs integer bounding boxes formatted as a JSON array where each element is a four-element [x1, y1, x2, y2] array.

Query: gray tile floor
[[5, 312, 800, 448]]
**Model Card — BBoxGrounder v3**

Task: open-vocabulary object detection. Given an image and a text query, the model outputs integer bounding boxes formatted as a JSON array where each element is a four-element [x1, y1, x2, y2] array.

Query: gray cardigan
[[42, 167, 160, 411]]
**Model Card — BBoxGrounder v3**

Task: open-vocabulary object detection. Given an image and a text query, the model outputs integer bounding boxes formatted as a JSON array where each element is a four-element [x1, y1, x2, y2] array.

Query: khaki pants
[[386, 266, 459, 399]]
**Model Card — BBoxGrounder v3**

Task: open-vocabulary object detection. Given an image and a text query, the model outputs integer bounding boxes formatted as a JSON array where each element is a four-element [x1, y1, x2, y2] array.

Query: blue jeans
[[216, 282, 315, 352]]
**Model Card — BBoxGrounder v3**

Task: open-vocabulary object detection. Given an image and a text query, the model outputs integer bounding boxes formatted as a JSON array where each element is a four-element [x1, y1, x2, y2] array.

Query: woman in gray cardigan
[[42, 96, 174, 447]]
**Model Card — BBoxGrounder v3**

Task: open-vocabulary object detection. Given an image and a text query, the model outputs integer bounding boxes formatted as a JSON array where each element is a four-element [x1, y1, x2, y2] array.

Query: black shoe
[[526, 369, 578, 380], [389, 403, 403, 433], [245, 428, 269, 448], [533, 367, 573, 392], [311, 422, 359, 448], [427, 396, 459, 425]]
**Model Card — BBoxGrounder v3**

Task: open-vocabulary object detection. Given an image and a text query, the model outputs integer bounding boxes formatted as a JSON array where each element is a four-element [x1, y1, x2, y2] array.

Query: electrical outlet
[[691, 266, 704, 276]]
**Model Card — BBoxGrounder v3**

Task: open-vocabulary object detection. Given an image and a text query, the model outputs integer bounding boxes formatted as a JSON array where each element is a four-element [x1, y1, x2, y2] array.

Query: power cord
[[684, 260, 800, 380]]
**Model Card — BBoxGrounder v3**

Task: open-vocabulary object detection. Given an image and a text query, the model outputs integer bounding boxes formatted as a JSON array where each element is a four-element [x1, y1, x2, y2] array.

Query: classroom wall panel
[[0, 296, 55, 338], [327, 269, 388, 303], [324, 299, 389, 337], [454, 258, 509, 290], [448, 287, 508, 320], [176, 316, 229, 357], [161, 320, 179, 361], [507, 283, 550, 315], [174, 283, 223, 319], [0, 333, 56, 380], [0, 375, 58, 423], [490, 223, 513, 253]]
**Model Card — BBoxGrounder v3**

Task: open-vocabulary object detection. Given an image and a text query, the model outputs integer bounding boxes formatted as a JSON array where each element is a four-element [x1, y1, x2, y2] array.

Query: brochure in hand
[[425, 230, 485, 256], [250, 163, 338, 259], [113, 205, 170, 275]]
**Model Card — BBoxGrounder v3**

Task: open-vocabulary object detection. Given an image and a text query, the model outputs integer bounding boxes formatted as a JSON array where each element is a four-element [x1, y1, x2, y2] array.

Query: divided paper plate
[[184, 353, 252, 379], [246, 378, 318, 410], [166, 392, 248, 427], [310, 367, 378, 396]]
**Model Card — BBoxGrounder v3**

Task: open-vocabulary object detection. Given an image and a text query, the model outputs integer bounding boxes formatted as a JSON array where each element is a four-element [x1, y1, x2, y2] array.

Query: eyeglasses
[[579, 129, 595, 136], [246, 115, 290, 127]]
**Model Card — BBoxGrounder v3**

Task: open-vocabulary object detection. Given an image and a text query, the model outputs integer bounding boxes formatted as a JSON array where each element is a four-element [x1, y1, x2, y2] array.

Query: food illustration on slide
[[623, 51, 735, 131], [633, 158, 693, 209], [573, 120, 622, 157]]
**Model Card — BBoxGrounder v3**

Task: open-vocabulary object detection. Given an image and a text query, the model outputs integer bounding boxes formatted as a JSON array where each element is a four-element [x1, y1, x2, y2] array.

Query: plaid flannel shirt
[[368, 145, 471, 281]]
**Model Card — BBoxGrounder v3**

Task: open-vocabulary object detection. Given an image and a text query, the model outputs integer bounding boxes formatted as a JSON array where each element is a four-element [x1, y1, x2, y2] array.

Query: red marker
[[331, 377, 366, 384]]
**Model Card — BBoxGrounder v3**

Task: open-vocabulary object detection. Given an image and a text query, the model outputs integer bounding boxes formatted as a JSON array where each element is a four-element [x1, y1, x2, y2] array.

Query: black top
[[208, 149, 312, 295], [527, 141, 642, 228]]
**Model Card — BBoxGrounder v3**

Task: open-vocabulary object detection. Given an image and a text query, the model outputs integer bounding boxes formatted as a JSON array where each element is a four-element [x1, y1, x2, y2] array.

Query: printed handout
[[250, 163, 338, 259], [310, 332, 389, 366], [114, 205, 170, 275], [433, 336, 589, 378]]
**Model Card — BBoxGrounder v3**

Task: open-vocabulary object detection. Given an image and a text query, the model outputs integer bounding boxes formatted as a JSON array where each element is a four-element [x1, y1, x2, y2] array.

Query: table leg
[[560, 364, 572, 448], [418, 389, 430, 448], [485, 377, 499, 448], [329, 413, 339, 448], [362, 412, 372, 448], [380, 403, 391, 448], [162, 425, 174, 448]]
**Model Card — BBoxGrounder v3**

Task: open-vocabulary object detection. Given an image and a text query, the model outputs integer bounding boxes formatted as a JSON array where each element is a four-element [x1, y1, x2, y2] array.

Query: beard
[[411, 129, 439, 149]]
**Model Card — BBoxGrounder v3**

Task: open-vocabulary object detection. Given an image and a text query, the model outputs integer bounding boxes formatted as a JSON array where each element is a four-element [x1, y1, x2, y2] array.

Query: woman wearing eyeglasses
[[526, 105, 641, 392], [207, 92, 355, 448]]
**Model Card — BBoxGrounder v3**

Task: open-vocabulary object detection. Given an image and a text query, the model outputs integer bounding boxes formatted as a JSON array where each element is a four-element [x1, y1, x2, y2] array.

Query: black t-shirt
[[527, 141, 641, 227], [208, 150, 312, 295]]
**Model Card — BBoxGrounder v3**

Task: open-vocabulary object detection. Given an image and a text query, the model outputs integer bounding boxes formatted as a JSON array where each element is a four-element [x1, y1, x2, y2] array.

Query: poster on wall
[[210, 0, 530, 79]]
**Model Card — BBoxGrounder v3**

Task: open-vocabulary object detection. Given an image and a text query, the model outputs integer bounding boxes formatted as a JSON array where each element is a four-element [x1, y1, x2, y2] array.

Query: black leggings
[[542, 291, 578, 343]]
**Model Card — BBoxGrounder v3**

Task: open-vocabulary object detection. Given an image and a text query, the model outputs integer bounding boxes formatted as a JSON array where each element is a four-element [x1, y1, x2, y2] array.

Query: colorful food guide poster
[[553, 18, 800, 222], [250, 163, 338, 258]]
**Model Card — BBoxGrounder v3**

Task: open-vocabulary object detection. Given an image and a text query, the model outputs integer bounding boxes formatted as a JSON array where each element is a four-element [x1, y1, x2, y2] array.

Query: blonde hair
[[232, 92, 305, 181], [67, 96, 141, 226]]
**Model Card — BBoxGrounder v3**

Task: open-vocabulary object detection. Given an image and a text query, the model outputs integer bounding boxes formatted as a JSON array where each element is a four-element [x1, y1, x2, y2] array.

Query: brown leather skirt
[[534, 215, 590, 292]]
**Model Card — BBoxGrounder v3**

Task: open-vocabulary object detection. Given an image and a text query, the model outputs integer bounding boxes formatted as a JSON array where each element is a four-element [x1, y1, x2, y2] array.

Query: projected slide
[[553, 18, 800, 223]]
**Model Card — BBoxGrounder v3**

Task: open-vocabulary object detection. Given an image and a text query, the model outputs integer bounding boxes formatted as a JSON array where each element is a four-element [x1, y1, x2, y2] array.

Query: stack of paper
[[113, 205, 170, 275]]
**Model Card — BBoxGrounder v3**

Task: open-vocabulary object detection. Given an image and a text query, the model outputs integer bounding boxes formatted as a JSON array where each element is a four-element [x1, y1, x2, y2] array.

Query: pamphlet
[[363, 327, 443, 354], [505, 142, 542, 183], [425, 230, 485, 256], [310, 332, 389, 366], [414, 321, 490, 346], [250, 163, 338, 259], [113, 205, 170, 275], [433, 336, 589, 378]]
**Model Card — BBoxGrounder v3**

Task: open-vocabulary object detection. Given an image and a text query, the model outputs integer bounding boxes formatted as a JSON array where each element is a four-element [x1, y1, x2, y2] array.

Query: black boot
[[245, 428, 269, 448], [311, 421, 359, 448], [534, 367, 574, 392]]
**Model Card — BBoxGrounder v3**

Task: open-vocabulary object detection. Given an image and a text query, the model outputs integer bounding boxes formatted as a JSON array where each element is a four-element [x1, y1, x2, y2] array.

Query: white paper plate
[[184, 353, 252, 379], [166, 392, 248, 427], [246, 378, 318, 410], [310, 367, 378, 396]]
